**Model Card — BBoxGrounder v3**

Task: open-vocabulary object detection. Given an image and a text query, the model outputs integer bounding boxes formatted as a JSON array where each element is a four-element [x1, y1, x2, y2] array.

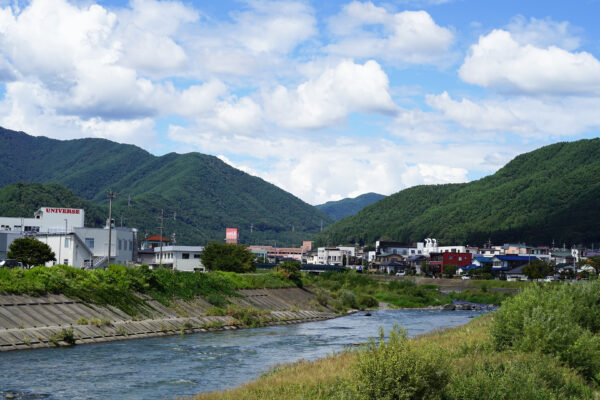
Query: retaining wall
[[0, 288, 337, 352]]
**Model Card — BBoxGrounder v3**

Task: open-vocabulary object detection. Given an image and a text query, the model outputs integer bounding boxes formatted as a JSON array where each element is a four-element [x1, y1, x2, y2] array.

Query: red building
[[429, 252, 472, 274]]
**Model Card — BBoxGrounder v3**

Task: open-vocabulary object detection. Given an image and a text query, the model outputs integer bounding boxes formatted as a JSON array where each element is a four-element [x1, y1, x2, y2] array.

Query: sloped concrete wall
[[0, 288, 336, 351]]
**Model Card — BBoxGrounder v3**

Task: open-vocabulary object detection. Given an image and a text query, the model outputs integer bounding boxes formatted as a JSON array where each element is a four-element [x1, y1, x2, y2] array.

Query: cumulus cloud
[[459, 29, 600, 94], [426, 91, 600, 137], [506, 15, 581, 50], [263, 60, 397, 129], [168, 125, 515, 204], [326, 1, 454, 64]]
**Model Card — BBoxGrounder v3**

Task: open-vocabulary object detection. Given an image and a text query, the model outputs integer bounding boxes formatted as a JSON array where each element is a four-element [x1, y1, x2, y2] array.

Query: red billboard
[[226, 228, 239, 242]]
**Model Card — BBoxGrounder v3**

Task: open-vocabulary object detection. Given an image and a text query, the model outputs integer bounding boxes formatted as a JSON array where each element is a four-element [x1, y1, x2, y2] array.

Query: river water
[[0, 309, 485, 399]]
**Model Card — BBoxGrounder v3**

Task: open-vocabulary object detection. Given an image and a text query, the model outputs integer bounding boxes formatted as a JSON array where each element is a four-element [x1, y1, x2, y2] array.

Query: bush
[[492, 281, 600, 381], [357, 294, 378, 309], [354, 325, 449, 400], [49, 327, 76, 346], [340, 290, 358, 309]]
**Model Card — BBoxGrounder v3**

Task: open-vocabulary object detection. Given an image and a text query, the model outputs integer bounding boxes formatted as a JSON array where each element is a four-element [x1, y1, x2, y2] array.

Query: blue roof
[[461, 264, 480, 270], [496, 255, 538, 262], [474, 256, 493, 263]]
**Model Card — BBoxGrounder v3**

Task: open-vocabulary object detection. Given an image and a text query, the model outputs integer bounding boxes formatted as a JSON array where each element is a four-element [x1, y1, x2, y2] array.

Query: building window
[[458, 257, 462, 261], [63, 259, 68, 265], [64, 238, 70, 248], [85, 238, 94, 248], [129, 240, 132, 250], [182, 253, 190, 259], [193, 254, 201, 259], [118, 239, 122, 250]]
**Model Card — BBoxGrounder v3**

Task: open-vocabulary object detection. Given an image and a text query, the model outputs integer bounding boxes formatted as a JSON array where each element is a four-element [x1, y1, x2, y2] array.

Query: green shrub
[[357, 294, 378, 309], [492, 281, 600, 381], [354, 325, 449, 399], [205, 293, 228, 308], [49, 327, 76, 346], [76, 317, 88, 325], [340, 290, 358, 309]]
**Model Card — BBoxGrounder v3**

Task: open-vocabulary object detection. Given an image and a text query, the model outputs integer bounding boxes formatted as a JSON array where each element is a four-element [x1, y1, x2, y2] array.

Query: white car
[[461, 275, 470, 280], [544, 276, 555, 282]]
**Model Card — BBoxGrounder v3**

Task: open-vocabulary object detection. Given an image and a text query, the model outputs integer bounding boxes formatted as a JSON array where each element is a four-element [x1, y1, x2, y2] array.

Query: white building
[[36, 226, 137, 268], [0, 207, 85, 233], [153, 246, 205, 272]]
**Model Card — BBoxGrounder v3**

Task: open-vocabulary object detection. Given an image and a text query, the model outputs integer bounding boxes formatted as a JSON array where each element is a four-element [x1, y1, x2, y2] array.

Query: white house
[[153, 246, 205, 272]]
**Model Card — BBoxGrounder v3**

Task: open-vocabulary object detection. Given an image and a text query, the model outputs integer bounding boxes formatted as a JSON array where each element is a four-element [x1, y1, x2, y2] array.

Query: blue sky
[[1, 0, 599, 204]]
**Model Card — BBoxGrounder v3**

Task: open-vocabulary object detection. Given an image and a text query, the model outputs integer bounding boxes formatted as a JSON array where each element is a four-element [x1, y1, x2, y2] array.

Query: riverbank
[[194, 280, 600, 400], [0, 288, 338, 351]]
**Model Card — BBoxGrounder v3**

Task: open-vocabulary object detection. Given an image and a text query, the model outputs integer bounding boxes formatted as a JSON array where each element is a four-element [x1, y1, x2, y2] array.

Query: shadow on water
[[0, 309, 487, 400]]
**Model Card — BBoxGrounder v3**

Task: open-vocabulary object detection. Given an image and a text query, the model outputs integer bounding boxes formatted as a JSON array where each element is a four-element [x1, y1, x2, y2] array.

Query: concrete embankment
[[0, 287, 337, 352]]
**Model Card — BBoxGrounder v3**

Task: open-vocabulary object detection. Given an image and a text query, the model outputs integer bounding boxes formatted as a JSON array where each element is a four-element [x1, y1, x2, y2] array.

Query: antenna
[[250, 223, 253, 234], [128, 194, 131, 207], [173, 211, 176, 221], [320, 219, 323, 232]]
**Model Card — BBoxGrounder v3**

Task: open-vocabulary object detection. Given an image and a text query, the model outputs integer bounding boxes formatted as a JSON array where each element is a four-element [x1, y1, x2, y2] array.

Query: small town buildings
[[248, 241, 312, 262], [479, 246, 505, 257], [505, 265, 529, 281], [429, 252, 473, 274], [152, 246, 205, 272], [140, 234, 171, 250], [375, 241, 425, 256], [318, 247, 344, 265]]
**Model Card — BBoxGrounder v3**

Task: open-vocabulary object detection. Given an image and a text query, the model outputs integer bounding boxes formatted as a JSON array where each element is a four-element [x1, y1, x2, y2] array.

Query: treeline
[[313, 139, 600, 247]]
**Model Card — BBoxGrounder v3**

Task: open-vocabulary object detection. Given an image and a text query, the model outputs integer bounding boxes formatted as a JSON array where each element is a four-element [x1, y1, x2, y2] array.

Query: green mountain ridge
[[0, 127, 333, 246], [316, 192, 386, 221], [312, 138, 600, 247]]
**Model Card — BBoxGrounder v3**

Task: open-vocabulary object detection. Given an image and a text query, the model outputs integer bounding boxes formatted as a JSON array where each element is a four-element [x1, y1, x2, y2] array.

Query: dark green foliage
[[0, 127, 332, 246], [313, 139, 600, 247], [276, 260, 302, 287], [201, 242, 256, 273], [492, 281, 600, 381], [523, 259, 554, 280], [49, 327, 76, 346], [7, 237, 55, 267], [316, 192, 385, 221], [354, 325, 449, 400]]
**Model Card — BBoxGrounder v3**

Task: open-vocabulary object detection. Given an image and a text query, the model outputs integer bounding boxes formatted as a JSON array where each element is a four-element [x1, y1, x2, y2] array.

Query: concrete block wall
[[0, 288, 337, 352]]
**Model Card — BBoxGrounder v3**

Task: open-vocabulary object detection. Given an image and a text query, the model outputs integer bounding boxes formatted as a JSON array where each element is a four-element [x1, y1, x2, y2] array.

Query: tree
[[443, 264, 459, 277], [200, 242, 256, 273], [523, 259, 553, 281], [276, 260, 302, 287], [7, 237, 55, 268]]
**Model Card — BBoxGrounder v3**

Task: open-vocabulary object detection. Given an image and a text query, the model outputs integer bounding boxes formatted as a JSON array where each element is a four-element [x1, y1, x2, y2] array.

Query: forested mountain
[[0, 182, 106, 227], [316, 192, 386, 221], [313, 139, 600, 247], [0, 127, 332, 245]]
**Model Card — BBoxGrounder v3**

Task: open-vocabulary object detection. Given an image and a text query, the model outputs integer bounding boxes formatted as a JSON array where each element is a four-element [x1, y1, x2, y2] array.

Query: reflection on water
[[0, 309, 485, 400]]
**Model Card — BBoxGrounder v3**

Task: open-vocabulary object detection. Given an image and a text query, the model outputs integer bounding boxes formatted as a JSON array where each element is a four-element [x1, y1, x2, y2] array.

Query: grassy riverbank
[[194, 280, 600, 400], [0, 265, 296, 315], [305, 272, 514, 310]]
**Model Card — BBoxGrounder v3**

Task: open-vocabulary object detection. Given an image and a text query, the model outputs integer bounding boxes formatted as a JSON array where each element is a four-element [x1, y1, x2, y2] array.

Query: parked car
[[544, 276, 556, 282], [395, 272, 406, 276], [461, 275, 471, 280], [0, 259, 24, 269]]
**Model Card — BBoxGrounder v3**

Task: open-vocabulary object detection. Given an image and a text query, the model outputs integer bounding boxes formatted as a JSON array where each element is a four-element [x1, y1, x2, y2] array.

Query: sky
[[1, 0, 600, 205]]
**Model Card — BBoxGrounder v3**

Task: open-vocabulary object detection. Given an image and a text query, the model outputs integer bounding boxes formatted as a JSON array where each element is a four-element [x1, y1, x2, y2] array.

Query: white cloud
[[263, 60, 397, 129], [506, 15, 581, 51], [426, 91, 600, 137], [326, 1, 454, 64], [459, 29, 600, 94], [168, 125, 514, 204]]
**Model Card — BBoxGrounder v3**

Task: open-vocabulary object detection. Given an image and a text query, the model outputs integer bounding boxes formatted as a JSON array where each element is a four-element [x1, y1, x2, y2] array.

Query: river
[[0, 309, 486, 399]]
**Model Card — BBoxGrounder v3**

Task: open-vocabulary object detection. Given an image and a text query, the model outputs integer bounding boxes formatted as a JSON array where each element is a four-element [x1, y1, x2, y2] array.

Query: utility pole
[[107, 190, 116, 268], [158, 209, 165, 267]]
